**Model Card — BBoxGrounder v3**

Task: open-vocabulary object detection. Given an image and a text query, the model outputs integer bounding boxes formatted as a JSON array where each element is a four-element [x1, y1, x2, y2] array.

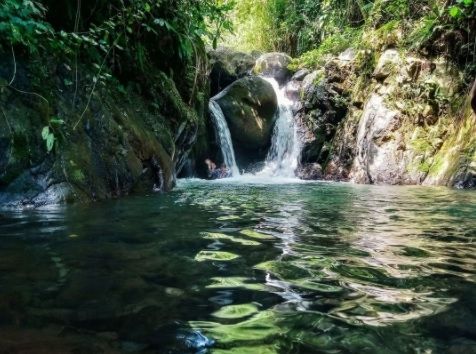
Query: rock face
[[349, 94, 423, 184], [254, 53, 292, 85], [296, 163, 323, 180], [214, 76, 278, 165], [0, 59, 201, 208], [208, 47, 257, 96], [292, 47, 476, 188], [289, 61, 349, 179], [372, 49, 400, 81]]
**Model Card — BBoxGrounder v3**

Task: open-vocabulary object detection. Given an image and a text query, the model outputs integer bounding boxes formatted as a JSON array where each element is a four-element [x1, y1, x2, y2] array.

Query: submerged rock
[[214, 76, 278, 164], [254, 52, 292, 85]]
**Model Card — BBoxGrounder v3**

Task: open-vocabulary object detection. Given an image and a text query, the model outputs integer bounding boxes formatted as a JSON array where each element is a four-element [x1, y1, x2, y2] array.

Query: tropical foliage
[[221, 0, 475, 82]]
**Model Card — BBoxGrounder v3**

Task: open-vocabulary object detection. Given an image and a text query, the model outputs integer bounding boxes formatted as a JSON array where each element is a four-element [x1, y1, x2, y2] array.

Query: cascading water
[[208, 77, 301, 180], [208, 99, 240, 176], [257, 77, 301, 178]]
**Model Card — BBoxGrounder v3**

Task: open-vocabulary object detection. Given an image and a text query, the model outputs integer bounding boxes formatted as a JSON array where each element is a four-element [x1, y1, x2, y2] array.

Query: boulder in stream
[[214, 76, 278, 164]]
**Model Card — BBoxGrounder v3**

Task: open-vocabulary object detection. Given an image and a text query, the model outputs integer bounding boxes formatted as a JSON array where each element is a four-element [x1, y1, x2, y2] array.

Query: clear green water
[[1, 179, 475, 353]]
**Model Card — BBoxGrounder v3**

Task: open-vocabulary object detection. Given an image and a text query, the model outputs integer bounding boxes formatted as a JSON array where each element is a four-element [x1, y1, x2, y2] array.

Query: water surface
[[0, 180, 475, 353]]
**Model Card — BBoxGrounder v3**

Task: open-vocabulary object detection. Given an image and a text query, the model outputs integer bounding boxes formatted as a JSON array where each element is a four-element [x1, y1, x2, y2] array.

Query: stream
[[0, 179, 475, 353]]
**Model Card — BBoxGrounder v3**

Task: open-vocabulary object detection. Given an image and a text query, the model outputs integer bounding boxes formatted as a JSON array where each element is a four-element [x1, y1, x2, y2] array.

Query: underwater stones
[[209, 47, 256, 96], [214, 76, 278, 162], [254, 52, 292, 85]]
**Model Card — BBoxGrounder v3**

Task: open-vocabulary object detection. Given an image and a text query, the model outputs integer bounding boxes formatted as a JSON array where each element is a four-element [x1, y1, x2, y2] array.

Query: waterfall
[[258, 77, 301, 178], [208, 100, 240, 176]]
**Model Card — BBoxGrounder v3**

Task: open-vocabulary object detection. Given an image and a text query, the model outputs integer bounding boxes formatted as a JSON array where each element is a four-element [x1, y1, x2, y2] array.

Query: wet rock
[[350, 94, 422, 185], [291, 69, 310, 81], [296, 163, 323, 180], [254, 52, 292, 85], [296, 69, 349, 168], [0, 55, 201, 208], [453, 160, 476, 189], [214, 76, 278, 164], [208, 47, 256, 96]]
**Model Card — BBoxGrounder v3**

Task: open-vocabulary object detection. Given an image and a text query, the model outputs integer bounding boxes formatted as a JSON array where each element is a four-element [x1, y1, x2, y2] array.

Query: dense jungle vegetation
[[223, 0, 475, 83], [1, 0, 474, 141], [2, 0, 475, 79]]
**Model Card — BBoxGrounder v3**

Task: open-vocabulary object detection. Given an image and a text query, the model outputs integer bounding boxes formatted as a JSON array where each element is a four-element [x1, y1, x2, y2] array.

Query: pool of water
[[0, 179, 475, 353]]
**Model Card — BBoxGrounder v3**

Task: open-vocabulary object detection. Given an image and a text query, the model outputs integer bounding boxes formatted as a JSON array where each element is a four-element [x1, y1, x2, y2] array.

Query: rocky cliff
[[290, 49, 476, 188], [0, 54, 204, 208]]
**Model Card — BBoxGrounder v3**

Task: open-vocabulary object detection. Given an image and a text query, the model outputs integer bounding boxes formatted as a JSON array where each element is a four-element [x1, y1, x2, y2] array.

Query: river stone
[[209, 47, 256, 96], [214, 76, 277, 162], [254, 52, 292, 85]]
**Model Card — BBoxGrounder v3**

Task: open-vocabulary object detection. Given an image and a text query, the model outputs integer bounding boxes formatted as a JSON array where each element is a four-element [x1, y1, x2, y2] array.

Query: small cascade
[[258, 77, 301, 178], [208, 100, 240, 176]]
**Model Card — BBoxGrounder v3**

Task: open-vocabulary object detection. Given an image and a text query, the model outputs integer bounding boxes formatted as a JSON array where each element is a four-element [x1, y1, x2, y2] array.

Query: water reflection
[[0, 181, 475, 353]]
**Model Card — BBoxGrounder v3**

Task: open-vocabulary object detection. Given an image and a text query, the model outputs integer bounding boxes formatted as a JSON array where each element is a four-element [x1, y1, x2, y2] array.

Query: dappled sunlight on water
[[0, 180, 475, 353]]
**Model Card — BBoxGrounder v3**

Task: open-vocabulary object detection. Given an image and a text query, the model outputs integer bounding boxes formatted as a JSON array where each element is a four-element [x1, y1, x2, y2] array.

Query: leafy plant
[[41, 117, 64, 153], [0, 0, 53, 51]]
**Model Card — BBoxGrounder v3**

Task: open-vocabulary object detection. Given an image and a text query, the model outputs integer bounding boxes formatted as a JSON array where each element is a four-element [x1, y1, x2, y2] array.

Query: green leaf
[[46, 133, 55, 152], [449, 6, 462, 18], [144, 3, 151, 12], [463, 0, 473, 6], [50, 117, 64, 125], [41, 126, 49, 140]]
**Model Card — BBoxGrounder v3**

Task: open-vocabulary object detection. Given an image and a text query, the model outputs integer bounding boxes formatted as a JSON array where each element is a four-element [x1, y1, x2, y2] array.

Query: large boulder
[[214, 76, 278, 165], [254, 53, 292, 85], [208, 47, 257, 96]]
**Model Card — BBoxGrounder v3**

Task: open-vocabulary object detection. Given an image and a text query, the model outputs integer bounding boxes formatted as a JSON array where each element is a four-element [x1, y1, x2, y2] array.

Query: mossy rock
[[214, 76, 277, 163]]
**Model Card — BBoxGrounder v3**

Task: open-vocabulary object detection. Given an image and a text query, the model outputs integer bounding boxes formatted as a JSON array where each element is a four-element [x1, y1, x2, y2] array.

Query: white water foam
[[208, 76, 302, 182], [255, 77, 301, 178]]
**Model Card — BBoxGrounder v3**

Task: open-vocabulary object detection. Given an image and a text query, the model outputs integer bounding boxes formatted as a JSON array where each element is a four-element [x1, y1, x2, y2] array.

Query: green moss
[[289, 28, 363, 70]]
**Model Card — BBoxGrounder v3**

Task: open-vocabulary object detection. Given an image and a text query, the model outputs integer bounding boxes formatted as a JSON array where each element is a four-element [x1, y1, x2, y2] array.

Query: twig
[[0, 44, 49, 105], [8, 44, 16, 86], [73, 0, 82, 106], [8, 86, 49, 104], [73, 34, 122, 130]]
